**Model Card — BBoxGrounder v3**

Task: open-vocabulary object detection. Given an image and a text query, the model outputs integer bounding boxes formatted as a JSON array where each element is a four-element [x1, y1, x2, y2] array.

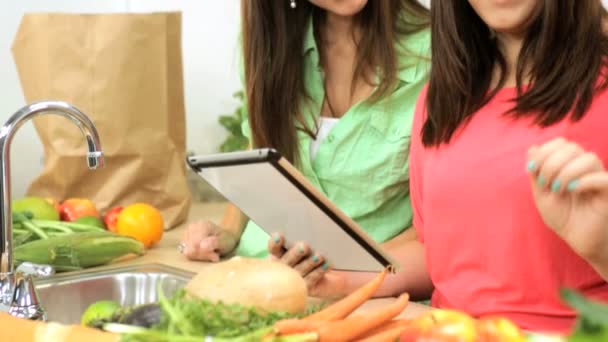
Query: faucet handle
[[16, 262, 55, 278], [9, 274, 47, 321], [4, 263, 54, 321]]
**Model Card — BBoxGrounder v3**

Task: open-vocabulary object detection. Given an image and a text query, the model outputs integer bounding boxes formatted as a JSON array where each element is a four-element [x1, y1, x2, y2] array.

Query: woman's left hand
[[527, 137, 608, 262], [267, 234, 348, 298]]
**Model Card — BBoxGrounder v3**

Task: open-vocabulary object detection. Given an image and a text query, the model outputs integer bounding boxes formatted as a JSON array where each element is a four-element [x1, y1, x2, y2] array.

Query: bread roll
[[185, 256, 308, 314]]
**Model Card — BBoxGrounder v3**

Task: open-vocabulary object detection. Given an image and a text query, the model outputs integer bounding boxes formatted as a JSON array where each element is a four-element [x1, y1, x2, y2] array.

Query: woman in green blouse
[[181, 0, 430, 262]]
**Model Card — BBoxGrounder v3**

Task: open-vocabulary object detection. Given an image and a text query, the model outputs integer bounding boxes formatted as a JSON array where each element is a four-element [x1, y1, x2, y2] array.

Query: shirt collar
[[396, 29, 430, 84], [302, 16, 317, 56], [397, 60, 417, 84]]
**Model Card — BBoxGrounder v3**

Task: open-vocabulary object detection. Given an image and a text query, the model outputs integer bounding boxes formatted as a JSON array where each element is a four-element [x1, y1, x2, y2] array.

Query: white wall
[[0, 0, 241, 198]]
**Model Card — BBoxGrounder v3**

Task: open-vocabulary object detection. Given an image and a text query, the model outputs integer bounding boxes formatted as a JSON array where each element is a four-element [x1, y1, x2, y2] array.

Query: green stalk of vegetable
[[12, 211, 48, 239], [13, 231, 35, 247], [157, 283, 196, 336], [31, 222, 74, 234], [12, 211, 105, 245], [153, 290, 301, 338], [13, 228, 29, 235], [32, 219, 106, 232], [561, 288, 608, 342]]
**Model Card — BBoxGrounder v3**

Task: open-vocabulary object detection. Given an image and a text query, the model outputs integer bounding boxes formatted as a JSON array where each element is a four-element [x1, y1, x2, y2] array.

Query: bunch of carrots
[[266, 269, 411, 342]]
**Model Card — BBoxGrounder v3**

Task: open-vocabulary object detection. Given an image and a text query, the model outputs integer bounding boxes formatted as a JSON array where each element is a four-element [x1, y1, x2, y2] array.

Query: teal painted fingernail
[[537, 175, 546, 186], [322, 262, 329, 270], [273, 235, 280, 243], [567, 180, 579, 191], [312, 255, 319, 263], [298, 245, 304, 254], [526, 160, 537, 172], [551, 179, 561, 192]]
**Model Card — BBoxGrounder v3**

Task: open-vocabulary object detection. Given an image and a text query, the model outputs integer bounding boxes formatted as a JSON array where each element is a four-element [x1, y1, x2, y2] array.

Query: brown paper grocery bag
[[11, 12, 191, 229]]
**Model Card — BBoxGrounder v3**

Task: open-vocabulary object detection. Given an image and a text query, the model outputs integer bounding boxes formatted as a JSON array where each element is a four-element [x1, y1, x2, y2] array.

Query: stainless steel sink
[[34, 263, 194, 324]]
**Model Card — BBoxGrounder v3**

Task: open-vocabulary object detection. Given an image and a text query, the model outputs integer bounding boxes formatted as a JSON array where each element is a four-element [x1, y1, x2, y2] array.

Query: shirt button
[[327, 135, 335, 143]]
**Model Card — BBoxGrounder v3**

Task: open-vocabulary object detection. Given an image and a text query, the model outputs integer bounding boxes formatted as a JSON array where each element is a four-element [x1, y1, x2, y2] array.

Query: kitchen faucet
[[0, 101, 104, 320]]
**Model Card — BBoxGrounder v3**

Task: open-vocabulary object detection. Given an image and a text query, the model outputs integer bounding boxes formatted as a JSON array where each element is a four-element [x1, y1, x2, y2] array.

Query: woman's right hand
[[180, 220, 238, 262], [267, 234, 348, 298]]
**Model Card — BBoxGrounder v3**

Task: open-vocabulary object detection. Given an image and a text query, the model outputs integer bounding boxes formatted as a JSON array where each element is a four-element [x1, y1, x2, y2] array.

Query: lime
[[81, 300, 121, 326], [75, 216, 106, 229], [13, 197, 60, 221]]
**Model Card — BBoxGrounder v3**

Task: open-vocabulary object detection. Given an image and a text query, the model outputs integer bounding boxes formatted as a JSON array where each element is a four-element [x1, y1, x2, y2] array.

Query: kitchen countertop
[[118, 202, 431, 319]]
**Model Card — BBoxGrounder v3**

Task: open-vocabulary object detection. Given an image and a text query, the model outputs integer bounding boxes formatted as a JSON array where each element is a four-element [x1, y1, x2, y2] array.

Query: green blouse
[[235, 19, 430, 258]]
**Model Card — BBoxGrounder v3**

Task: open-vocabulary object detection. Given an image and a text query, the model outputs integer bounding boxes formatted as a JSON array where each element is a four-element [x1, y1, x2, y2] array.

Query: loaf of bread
[[0, 313, 119, 342]]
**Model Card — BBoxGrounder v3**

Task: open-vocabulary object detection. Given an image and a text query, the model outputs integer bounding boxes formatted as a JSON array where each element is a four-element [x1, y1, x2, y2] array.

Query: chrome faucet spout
[[0, 101, 104, 320]]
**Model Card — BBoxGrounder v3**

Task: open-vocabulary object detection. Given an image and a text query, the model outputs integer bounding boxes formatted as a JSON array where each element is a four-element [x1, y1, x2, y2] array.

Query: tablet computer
[[187, 149, 399, 272]]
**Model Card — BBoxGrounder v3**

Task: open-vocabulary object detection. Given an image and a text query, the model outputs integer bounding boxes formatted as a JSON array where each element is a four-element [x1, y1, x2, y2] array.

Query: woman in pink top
[[406, 0, 608, 332], [269, 0, 608, 333]]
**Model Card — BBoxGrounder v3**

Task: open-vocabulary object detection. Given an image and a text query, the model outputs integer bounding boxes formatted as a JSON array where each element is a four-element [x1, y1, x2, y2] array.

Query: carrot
[[315, 293, 410, 342], [357, 319, 411, 340], [355, 325, 410, 342], [270, 332, 320, 342], [274, 318, 327, 335], [304, 268, 389, 322]]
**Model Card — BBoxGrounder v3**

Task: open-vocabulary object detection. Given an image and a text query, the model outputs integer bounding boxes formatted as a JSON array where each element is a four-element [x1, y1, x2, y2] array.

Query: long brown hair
[[241, 0, 429, 164], [423, 0, 608, 147]]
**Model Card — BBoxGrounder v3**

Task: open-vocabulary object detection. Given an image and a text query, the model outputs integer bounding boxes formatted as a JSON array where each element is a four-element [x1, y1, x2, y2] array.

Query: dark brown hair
[[423, 0, 608, 146], [241, 0, 429, 163]]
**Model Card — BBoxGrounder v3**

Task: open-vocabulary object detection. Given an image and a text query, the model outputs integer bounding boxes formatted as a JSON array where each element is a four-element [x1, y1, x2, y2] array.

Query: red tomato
[[103, 206, 124, 232], [59, 198, 99, 221]]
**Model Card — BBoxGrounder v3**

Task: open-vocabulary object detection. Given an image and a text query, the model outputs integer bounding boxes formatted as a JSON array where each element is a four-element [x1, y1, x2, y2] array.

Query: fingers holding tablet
[[268, 233, 286, 259], [267, 233, 332, 291]]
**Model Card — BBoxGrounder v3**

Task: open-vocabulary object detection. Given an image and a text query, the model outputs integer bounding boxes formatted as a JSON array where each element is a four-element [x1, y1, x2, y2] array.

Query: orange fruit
[[116, 203, 163, 248]]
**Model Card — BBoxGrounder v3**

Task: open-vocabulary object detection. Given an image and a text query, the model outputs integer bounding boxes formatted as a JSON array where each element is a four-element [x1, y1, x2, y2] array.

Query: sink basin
[[35, 263, 194, 324]]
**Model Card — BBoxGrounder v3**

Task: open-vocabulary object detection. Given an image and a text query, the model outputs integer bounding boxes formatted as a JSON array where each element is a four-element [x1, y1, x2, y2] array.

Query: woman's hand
[[267, 234, 348, 298], [180, 221, 238, 262], [527, 137, 608, 264]]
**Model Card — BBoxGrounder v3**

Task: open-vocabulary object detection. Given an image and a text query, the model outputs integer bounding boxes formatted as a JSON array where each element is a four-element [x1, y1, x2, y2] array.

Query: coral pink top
[[410, 86, 608, 333]]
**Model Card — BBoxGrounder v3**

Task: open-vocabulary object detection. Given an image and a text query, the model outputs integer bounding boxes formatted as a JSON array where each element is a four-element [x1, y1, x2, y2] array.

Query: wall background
[[0, 0, 605, 198]]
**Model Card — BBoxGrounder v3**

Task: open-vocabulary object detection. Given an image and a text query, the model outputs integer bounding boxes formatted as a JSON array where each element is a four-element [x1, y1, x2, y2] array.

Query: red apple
[[103, 206, 124, 233], [59, 198, 99, 221]]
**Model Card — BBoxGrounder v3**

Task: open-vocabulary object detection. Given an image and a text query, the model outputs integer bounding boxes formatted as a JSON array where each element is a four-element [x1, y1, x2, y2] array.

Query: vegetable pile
[[100, 289, 308, 341], [88, 263, 608, 342], [11, 196, 149, 272], [12, 196, 164, 249], [98, 269, 412, 342], [12, 210, 107, 247]]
